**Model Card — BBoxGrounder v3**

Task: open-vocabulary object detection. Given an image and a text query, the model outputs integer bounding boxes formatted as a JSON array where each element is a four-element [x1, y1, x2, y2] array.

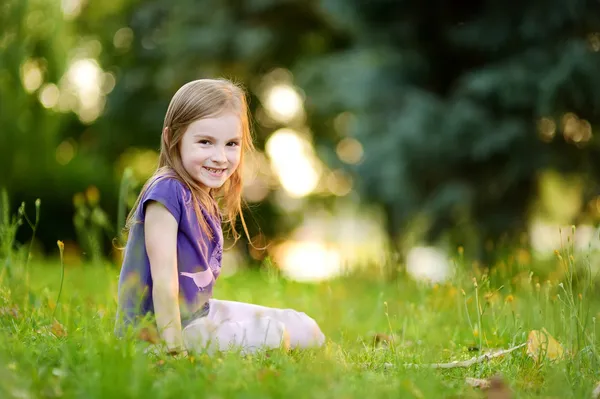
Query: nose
[[210, 146, 227, 164]]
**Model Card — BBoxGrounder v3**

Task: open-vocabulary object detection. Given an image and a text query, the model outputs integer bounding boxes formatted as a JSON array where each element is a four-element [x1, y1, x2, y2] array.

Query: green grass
[[1, 244, 599, 398]]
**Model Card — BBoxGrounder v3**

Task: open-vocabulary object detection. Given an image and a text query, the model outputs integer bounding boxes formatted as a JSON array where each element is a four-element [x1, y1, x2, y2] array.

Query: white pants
[[182, 299, 325, 355]]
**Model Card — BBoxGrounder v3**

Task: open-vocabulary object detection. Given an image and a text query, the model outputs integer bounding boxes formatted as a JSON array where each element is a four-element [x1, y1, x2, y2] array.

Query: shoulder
[[141, 176, 189, 221]]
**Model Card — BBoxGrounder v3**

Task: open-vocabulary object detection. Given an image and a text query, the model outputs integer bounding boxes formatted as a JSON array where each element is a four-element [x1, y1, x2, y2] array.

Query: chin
[[199, 180, 226, 190]]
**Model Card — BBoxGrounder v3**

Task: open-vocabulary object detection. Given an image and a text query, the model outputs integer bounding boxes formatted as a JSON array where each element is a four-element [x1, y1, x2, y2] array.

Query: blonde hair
[[125, 78, 254, 245]]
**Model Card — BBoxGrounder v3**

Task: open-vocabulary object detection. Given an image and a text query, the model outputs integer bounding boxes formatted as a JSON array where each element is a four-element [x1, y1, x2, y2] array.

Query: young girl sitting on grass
[[115, 78, 325, 356]]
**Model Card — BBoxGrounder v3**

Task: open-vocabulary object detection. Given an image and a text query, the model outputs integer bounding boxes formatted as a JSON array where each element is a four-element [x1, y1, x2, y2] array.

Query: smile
[[203, 166, 226, 177]]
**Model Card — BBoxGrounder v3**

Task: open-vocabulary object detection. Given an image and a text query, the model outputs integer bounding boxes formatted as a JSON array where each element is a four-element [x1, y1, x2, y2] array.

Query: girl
[[115, 78, 325, 356]]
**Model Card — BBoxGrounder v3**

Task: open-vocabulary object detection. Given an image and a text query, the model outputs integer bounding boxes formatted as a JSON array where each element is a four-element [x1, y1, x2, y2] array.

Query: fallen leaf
[[526, 328, 564, 362], [487, 375, 512, 399], [371, 333, 396, 347], [466, 377, 491, 389], [50, 319, 67, 338], [138, 327, 160, 344]]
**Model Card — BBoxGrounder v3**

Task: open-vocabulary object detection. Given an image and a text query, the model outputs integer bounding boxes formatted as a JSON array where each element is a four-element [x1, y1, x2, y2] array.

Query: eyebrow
[[193, 133, 242, 141]]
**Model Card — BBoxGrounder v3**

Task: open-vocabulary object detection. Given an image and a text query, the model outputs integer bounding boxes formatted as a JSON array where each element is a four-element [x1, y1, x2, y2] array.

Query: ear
[[162, 127, 170, 148]]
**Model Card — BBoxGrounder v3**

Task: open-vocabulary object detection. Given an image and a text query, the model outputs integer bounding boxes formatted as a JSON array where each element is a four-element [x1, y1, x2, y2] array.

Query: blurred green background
[[2, 0, 600, 282]]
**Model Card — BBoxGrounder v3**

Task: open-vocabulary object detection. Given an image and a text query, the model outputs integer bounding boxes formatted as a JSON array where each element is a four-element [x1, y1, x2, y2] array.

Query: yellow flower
[[85, 185, 100, 206], [505, 294, 514, 303], [57, 240, 65, 252]]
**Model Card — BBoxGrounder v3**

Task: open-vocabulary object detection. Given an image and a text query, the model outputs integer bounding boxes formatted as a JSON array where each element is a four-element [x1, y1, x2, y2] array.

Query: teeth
[[205, 167, 224, 174]]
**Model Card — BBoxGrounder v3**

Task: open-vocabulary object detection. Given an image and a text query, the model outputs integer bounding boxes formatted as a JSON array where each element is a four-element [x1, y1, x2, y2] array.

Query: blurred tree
[[295, 0, 600, 265], [0, 0, 90, 252], [75, 0, 346, 261]]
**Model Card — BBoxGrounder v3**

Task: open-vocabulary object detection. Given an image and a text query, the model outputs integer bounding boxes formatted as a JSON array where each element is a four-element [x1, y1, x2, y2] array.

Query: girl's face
[[179, 112, 242, 190]]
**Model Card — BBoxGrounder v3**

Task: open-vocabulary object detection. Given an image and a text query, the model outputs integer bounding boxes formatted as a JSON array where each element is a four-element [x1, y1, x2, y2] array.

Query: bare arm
[[144, 201, 184, 353]]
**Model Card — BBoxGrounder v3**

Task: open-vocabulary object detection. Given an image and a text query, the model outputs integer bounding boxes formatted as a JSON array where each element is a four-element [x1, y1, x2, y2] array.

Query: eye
[[198, 139, 211, 145], [227, 141, 240, 147]]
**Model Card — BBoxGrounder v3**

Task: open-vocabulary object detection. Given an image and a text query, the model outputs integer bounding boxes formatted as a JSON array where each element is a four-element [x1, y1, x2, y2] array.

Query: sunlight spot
[[529, 220, 600, 255], [274, 241, 342, 282], [562, 112, 593, 144], [333, 112, 356, 136], [85, 39, 103, 58], [101, 72, 116, 94], [39, 84, 60, 109], [60, 58, 105, 124], [61, 0, 85, 19], [406, 246, 452, 284], [326, 169, 353, 196], [272, 201, 389, 282], [20, 59, 44, 93], [265, 128, 320, 197], [113, 27, 134, 50], [265, 84, 304, 124], [537, 117, 556, 142], [336, 137, 363, 164], [56, 140, 76, 165], [68, 59, 101, 103]]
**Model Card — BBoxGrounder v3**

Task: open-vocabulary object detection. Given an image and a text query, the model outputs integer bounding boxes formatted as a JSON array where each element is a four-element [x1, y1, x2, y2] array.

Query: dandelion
[[505, 295, 514, 303]]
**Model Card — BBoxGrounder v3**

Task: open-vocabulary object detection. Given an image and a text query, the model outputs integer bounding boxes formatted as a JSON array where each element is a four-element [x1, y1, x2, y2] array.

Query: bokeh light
[[20, 59, 44, 93], [265, 128, 321, 198], [336, 137, 363, 164], [561, 112, 593, 144], [56, 139, 76, 165], [273, 241, 343, 282], [113, 27, 134, 51], [39, 84, 60, 109], [264, 84, 304, 124], [61, 0, 84, 19]]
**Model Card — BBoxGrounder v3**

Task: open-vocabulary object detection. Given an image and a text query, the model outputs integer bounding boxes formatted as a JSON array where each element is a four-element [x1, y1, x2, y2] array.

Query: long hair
[[124, 78, 254, 245]]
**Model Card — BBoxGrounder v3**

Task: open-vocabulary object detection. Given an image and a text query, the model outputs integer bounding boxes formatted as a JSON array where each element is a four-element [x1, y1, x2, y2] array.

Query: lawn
[[1, 244, 599, 398]]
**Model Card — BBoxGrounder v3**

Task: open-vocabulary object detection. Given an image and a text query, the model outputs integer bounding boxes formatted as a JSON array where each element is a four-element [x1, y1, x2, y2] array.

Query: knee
[[282, 310, 325, 349], [251, 316, 289, 350]]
